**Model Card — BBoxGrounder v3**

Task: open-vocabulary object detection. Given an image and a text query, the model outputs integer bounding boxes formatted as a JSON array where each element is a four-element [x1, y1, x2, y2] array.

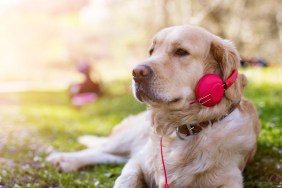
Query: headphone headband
[[224, 70, 238, 89]]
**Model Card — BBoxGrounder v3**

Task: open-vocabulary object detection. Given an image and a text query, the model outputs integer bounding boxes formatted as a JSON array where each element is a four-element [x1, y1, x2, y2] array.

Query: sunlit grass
[[240, 67, 282, 187], [241, 66, 282, 85], [0, 68, 281, 187]]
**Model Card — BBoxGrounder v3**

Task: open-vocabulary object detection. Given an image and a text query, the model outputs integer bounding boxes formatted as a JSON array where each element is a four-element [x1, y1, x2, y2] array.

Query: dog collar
[[176, 101, 240, 140]]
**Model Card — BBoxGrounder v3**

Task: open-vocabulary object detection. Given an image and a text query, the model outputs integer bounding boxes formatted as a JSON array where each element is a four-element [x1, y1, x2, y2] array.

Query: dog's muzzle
[[132, 65, 154, 102], [132, 65, 153, 82]]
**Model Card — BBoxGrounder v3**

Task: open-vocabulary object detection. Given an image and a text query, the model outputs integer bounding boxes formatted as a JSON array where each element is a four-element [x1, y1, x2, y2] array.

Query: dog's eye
[[149, 48, 154, 56], [175, 48, 189, 56]]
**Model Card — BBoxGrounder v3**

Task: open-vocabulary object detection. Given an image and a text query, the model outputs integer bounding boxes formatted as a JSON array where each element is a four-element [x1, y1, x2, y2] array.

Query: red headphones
[[191, 70, 238, 107]]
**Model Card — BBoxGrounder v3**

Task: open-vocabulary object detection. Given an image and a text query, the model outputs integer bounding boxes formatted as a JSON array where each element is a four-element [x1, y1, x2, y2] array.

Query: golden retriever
[[47, 25, 260, 188]]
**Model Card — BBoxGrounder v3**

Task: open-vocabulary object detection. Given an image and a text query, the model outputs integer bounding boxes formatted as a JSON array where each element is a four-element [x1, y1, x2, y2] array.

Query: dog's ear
[[210, 39, 244, 101], [210, 40, 240, 80]]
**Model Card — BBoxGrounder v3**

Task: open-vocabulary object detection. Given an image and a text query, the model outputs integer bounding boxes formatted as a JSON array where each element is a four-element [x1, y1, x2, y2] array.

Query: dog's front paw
[[46, 152, 81, 172]]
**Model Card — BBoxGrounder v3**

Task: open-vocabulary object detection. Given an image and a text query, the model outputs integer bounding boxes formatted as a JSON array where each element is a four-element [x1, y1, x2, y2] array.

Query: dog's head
[[132, 25, 247, 113]]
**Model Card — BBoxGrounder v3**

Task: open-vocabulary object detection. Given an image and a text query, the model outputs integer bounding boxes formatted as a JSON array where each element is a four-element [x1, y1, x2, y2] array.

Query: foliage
[[1, 0, 281, 83], [0, 68, 281, 187]]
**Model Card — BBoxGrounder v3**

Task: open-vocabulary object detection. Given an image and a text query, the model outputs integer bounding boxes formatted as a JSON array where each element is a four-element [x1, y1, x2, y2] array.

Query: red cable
[[160, 136, 169, 188]]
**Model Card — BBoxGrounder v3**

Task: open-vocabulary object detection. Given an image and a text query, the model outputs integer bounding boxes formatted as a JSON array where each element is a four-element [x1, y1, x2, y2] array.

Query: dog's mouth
[[133, 82, 181, 105]]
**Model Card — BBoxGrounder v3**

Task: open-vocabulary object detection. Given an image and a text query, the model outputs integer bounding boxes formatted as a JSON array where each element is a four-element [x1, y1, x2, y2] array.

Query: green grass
[[0, 68, 281, 187]]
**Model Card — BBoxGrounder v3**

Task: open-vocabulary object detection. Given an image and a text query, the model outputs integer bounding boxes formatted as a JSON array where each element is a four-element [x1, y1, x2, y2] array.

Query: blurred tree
[[0, 0, 281, 83], [118, 0, 282, 63]]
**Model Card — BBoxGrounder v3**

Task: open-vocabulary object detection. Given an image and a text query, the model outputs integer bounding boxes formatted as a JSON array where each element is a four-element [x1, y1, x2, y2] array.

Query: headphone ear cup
[[195, 74, 225, 107]]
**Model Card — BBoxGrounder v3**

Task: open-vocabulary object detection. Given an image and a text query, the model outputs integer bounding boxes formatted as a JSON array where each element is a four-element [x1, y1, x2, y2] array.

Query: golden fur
[[47, 25, 260, 188]]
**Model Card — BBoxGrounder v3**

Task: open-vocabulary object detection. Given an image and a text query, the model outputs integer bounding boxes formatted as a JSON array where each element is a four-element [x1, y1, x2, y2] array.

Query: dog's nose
[[132, 65, 153, 81]]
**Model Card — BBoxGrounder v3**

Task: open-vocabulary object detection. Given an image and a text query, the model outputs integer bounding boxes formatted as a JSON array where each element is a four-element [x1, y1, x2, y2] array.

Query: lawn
[[0, 68, 281, 188]]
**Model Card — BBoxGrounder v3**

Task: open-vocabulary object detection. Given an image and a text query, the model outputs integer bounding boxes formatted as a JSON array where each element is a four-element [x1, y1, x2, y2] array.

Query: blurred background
[[0, 0, 281, 187], [0, 0, 281, 88]]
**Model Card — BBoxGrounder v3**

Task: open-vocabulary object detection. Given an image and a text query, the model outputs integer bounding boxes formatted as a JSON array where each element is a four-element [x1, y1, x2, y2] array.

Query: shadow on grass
[[244, 142, 282, 187]]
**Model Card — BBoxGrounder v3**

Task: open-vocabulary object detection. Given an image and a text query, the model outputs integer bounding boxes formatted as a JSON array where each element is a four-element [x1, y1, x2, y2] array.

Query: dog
[[47, 25, 260, 188]]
